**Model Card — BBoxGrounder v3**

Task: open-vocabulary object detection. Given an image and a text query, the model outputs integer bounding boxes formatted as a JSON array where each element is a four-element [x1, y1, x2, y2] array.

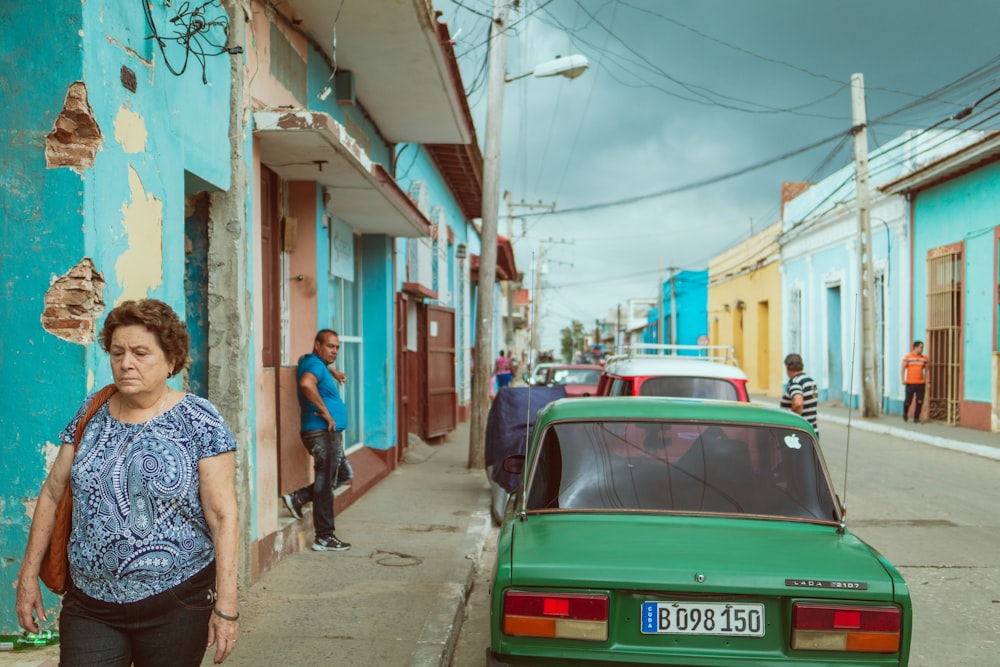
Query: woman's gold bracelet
[[213, 607, 240, 621]]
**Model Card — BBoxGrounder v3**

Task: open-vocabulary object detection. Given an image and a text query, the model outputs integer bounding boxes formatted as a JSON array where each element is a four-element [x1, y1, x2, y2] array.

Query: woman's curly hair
[[99, 299, 191, 377]]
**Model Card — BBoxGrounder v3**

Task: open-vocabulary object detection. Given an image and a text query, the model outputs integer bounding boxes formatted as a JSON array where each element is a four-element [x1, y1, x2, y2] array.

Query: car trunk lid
[[509, 513, 897, 599]]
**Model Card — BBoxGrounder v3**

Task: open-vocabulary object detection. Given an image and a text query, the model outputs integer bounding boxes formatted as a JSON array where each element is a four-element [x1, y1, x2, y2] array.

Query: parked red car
[[530, 364, 603, 398]]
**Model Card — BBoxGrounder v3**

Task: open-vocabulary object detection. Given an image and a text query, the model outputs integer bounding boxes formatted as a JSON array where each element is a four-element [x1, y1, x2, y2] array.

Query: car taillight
[[503, 591, 608, 641], [792, 602, 901, 653]]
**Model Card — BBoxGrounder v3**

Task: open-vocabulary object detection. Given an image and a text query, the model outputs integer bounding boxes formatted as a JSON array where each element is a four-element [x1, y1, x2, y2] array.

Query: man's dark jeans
[[291, 429, 351, 538], [59, 562, 216, 666], [903, 383, 926, 421]]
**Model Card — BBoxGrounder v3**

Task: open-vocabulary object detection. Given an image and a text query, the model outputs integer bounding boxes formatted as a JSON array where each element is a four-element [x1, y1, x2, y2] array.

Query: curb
[[409, 505, 493, 667], [820, 414, 1000, 461]]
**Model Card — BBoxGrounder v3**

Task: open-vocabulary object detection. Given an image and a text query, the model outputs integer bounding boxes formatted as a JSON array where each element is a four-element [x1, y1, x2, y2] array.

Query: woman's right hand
[[16, 443, 75, 633], [15, 575, 45, 633]]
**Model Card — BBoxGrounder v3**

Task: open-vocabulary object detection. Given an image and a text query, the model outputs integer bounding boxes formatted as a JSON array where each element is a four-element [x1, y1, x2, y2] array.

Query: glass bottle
[[0, 630, 60, 651]]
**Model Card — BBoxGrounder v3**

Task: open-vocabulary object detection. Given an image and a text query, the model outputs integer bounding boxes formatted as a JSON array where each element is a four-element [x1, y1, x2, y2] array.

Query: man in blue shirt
[[282, 330, 352, 551]]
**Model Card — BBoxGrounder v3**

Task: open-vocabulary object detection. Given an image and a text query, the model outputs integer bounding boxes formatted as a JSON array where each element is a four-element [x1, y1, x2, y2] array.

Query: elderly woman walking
[[15, 299, 240, 666]]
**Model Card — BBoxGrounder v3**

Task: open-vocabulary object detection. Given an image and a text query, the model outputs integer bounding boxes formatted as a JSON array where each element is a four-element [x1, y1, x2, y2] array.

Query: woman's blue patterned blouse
[[59, 391, 237, 603]]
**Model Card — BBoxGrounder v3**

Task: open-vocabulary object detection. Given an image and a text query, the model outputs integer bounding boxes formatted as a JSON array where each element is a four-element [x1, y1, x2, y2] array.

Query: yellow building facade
[[708, 222, 784, 397]]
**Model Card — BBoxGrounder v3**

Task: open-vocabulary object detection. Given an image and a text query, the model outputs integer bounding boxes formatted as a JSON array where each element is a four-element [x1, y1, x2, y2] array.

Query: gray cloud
[[441, 0, 1000, 351]]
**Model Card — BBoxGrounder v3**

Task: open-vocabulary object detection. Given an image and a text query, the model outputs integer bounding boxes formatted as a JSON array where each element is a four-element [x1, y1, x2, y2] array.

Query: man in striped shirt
[[781, 353, 819, 436]]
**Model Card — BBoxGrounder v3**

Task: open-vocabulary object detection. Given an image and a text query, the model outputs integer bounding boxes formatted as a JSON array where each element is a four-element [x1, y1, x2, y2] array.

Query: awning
[[471, 235, 518, 283], [254, 109, 432, 238], [270, 0, 472, 144]]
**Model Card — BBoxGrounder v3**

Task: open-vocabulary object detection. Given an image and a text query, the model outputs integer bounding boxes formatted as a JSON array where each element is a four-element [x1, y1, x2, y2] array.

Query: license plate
[[641, 601, 765, 636]]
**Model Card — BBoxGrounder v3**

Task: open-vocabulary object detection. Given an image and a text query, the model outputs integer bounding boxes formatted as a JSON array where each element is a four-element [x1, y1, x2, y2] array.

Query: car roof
[[602, 357, 748, 380], [536, 396, 808, 430], [548, 364, 602, 371]]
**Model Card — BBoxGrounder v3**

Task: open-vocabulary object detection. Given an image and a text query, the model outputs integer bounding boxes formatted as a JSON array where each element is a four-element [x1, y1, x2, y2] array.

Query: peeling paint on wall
[[113, 105, 148, 154], [41, 258, 107, 344], [116, 165, 164, 302], [45, 82, 104, 173]]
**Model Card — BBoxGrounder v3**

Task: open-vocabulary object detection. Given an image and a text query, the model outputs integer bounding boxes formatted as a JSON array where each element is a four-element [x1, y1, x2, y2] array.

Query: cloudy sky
[[438, 0, 1000, 353]]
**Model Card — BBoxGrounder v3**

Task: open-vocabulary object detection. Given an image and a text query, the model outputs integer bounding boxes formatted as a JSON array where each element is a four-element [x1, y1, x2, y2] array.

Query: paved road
[[454, 419, 1000, 666], [818, 420, 1000, 667]]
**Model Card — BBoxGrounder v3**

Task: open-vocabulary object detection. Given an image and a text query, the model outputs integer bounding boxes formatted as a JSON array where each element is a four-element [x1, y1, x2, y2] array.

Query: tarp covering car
[[485, 386, 567, 493]]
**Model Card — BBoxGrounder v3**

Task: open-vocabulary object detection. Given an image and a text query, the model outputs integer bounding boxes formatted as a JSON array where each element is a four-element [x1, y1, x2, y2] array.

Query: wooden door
[[420, 305, 457, 440]]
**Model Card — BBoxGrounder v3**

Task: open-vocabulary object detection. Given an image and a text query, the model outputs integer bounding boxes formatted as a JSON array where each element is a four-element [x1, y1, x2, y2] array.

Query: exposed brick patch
[[780, 181, 812, 219], [41, 258, 107, 344], [45, 82, 104, 172]]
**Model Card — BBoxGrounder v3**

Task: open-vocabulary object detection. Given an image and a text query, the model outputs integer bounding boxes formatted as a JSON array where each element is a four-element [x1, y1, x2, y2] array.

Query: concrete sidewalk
[[1, 419, 492, 667]]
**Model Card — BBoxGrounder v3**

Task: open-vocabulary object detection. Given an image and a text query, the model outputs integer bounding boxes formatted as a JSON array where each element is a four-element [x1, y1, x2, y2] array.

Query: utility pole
[[669, 268, 677, 346], [505, 191, 554, 366], [852, 73, 880, 418], [657, 264, 664, 346], [616, 303, 622, 348], [469, 0, 509, 469], [530, 241, 546, 356]]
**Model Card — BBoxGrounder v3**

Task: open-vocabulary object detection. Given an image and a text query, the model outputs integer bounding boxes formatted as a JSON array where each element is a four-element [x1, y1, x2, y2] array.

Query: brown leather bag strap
[[74, 384, 119, 447]]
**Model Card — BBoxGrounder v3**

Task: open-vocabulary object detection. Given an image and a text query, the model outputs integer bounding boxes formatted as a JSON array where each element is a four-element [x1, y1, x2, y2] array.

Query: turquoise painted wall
[[912, 159, 1000, 404], [395, 144, 472, 300], [362, 235, 397, 450], [0, 0, 233, 631], [664, 270, 709, 349], [0, 0, 87, 630], [395, 144, 477, 393]]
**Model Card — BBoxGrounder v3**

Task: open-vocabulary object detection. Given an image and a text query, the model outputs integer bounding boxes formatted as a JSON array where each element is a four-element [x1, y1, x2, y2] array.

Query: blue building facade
[[0, 0, 238, 626], [780, 130, 982, 413], [883, 133, 1000, 430], [0, 0, 484, 631], [643, 269, 709, 352]]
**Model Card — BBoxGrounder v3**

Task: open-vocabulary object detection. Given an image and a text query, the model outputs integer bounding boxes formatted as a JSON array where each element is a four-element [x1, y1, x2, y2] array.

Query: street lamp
[[468, 0, 589, 469], [505, 54, 590, 82]]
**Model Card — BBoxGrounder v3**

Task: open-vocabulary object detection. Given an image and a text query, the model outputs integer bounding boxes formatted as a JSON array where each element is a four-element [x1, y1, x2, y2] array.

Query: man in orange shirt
[[901, 340, 928, 423]]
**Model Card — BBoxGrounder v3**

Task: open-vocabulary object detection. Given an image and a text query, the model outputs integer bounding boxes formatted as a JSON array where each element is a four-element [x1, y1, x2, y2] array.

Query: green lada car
[[488, 397, 912, 666]]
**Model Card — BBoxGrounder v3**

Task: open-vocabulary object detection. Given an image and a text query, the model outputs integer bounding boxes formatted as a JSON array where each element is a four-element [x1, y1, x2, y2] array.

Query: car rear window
[[551, 369, 601, 385], [525, 420, 838, 522], [638, 376, 739, 401]]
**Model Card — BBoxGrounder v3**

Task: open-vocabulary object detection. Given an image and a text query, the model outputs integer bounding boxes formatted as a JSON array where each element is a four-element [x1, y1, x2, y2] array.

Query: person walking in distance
[[901, 340, 928, 423], [494, 350, 513, 389], [282, 330, 352, 551], [780, 353, 819, 437]]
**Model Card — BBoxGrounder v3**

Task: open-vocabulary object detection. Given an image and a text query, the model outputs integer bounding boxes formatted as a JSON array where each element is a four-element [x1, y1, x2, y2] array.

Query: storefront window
[[330, 230, 363, 449]]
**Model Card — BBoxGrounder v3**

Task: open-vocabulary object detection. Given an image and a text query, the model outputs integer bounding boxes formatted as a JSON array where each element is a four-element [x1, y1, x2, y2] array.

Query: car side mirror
[[502, 454, 525, 474], [522, 373, 531, 384]]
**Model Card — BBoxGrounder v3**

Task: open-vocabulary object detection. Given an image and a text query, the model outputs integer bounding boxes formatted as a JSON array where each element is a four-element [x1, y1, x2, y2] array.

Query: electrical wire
[[142, 0, 241, 84], [539, 2, 853, 118], [539, 128, 851, 217]]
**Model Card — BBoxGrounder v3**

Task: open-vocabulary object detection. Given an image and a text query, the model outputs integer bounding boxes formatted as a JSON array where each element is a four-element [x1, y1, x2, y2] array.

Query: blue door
[[826, 285, 843, 403], [184, 195, 209, 397]]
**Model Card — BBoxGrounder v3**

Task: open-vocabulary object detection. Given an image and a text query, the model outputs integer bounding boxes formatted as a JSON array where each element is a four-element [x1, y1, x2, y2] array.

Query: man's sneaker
[[312, 535, 351, 552], [281, 493, 303, 520]]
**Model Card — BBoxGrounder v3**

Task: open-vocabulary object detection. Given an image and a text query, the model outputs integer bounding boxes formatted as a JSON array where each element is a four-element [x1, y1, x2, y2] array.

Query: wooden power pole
[[852, 73, 880, 417], [469, 0, 510, 469]]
